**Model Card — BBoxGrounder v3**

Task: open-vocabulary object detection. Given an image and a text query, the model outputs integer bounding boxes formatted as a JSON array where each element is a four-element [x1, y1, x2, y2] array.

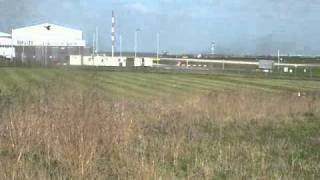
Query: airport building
[[11, 23, 87, 65], [0, 32, 15, 59], [2, 20, 153, 67]]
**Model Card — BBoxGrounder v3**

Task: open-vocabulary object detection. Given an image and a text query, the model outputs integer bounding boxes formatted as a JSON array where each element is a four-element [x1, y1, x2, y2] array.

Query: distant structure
[[259, 60, 274, 72], [11, 23, 87, 64], [111, 11, 115, 57], [0, 32, 15, 59], [211, 42, 215, 55]]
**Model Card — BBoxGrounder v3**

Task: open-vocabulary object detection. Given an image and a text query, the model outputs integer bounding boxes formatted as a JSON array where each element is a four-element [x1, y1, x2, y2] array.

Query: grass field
[[0, 67, 320, 97], [0, 67, 319, 179]]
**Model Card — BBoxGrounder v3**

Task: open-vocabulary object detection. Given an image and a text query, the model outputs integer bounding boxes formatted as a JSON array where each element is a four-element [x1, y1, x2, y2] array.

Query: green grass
[[0, 67, 319, 179], [0, 67, 319, 99]]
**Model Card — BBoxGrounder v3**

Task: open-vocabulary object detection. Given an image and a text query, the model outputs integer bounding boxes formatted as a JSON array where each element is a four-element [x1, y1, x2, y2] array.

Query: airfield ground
[[0, 67, 319, 179]]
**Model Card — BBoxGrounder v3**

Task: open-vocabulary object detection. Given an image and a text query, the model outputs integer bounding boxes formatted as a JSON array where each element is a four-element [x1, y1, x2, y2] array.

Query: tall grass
[[0, 75, 319, 179]]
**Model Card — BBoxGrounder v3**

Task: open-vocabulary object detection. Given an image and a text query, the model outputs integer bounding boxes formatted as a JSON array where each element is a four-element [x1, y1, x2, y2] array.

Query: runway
[[162, 58, 320, 68]]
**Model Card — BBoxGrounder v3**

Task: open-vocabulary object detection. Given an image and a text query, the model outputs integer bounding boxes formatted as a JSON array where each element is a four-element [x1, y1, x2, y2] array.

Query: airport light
[[120, 34, 122, 58], [157, 32, 160, 64], [95, 26, 99, 54]]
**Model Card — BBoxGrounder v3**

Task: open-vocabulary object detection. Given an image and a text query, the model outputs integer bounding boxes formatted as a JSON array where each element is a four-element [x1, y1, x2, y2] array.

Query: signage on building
[[14, 40, 85, 47]]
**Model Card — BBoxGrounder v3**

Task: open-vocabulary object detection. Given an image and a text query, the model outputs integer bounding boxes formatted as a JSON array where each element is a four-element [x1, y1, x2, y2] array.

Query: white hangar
[[11, 23, 87, 64], [12, 23, 85, 47]]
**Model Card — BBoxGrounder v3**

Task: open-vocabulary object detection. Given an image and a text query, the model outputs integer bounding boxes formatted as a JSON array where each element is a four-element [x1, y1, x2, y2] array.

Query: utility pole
[[278, 49, 280, 72], [134, 29, 140, 59], [222, 59, 225, 70], [10, 38, 14, 62], [95, 26, 99, 54], [157, 32, 160, 64], [22, 43, 25, 63], [211, 42, 215, 56], [92, 33, 95, 56]]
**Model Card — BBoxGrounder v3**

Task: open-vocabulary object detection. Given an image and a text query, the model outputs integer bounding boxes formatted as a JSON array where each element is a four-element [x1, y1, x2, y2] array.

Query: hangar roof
[[11, 23, 85, 46], [0, 32, 11, 37], [12, 23, 83, 40]]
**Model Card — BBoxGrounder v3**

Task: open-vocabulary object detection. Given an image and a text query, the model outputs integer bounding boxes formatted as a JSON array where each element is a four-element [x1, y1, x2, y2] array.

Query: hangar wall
[[0, 32, 15, 59]]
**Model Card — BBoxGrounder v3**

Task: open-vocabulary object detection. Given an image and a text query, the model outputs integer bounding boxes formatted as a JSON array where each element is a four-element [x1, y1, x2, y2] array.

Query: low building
[[12, 23, 86, 64], [0, 32, 15, 59], [72, 55, 127, 67]]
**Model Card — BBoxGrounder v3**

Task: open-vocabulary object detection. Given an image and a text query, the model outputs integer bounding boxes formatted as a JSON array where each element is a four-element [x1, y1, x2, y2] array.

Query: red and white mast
[[111, 10, 115, 57]]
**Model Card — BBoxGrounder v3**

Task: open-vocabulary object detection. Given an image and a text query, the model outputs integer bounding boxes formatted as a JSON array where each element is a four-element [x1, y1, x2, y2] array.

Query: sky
[[0, 0, 320, 55]]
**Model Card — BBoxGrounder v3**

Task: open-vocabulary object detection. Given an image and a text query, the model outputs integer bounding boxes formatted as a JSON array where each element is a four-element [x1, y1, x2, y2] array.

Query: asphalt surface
[[162, 58, 320, 68]]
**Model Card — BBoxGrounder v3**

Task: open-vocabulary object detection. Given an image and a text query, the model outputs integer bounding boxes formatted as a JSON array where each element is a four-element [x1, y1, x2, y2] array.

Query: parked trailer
[[93, 56, 108, 66], [94, 56, 126, 67], [134, 57, 153, 67], [82, 56, 95, 66], [143, 57, 153, 67], [69, 55, 82, 65], [105, 57, 121, 67], [117, 57, 127, 67], [72, 55, 127, 67], [134, 58, 143, 67]]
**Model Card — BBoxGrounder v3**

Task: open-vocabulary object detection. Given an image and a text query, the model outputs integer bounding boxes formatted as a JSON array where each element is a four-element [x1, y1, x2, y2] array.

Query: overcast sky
[[1, 0, 320, 55]]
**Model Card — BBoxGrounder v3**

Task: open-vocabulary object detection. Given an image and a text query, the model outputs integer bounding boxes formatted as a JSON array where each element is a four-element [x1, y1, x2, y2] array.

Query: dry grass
[[0, 78, 319, 179]]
